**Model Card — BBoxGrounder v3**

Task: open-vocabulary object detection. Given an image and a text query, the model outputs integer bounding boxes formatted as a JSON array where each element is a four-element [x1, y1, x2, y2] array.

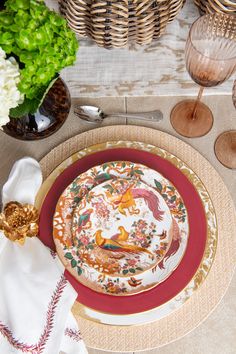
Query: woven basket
[[59, 0, 185, 48], [195, 0, 236, 15]]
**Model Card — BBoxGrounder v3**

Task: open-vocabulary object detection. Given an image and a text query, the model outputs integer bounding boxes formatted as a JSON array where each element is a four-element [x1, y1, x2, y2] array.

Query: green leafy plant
[[0, 0, 78, 116]]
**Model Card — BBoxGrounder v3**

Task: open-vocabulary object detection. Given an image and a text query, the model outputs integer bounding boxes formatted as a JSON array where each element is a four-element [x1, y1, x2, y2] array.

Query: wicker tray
[[59, 0, 185, 48], [195, 0, 236, 15]]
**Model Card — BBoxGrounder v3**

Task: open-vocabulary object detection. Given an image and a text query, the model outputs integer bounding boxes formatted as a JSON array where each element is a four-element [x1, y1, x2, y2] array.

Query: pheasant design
[[158, 219, 181, 269], [109, 185, 164, 221], [76, 209, 93, 233], [95, 226, 154, 259]]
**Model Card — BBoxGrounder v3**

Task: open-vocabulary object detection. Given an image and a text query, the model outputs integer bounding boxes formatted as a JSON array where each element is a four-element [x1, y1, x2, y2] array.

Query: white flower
[[0, 48, 24, 127]]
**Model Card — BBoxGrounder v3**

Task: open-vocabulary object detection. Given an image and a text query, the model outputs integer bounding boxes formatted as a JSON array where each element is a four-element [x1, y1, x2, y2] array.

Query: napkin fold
[[0, 157, 87, 354]]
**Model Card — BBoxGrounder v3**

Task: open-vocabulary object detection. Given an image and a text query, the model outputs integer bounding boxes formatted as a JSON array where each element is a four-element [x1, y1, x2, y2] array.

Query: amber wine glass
[[215, 80, 236, 169], [171, 13, 236, 138]]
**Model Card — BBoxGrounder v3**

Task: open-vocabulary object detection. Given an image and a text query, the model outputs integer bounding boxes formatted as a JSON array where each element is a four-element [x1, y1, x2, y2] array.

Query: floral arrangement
[[0, 48, 24, 127], [0, 0, 78, 126]]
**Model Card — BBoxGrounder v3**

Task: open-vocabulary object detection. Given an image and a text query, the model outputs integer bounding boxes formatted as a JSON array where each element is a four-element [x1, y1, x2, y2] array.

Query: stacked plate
[[38, 141, 217, 326]]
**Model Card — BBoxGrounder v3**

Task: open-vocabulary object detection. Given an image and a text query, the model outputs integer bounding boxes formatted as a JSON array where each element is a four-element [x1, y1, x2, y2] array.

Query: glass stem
[[230, 131, 236, 151], [192, 86, 204, 120]]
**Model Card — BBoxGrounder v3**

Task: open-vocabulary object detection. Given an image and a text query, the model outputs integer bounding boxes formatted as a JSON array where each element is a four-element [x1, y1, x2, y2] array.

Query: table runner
[[46, 0, 235, 97]]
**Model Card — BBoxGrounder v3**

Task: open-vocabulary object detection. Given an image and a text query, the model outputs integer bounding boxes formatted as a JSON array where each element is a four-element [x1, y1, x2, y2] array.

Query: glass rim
[[188, 13, 236, 62]]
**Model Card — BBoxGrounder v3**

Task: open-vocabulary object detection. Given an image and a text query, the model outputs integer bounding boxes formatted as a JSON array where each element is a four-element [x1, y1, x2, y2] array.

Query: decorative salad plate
[[38, 141, 217, 324], [53, 161, 189, 296]]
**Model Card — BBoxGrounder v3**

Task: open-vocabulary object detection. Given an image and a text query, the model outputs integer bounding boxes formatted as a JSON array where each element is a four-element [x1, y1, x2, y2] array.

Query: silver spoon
[[74, 105, 163, 123]]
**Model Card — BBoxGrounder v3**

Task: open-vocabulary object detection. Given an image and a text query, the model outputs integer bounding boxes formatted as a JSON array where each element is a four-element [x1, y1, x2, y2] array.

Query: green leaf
[[65, 252, 73, 260], [0, 13, 14, 26], [122, 269, 129, 275], [154, 179, 162, 192], [14, 10, 30, 27], [33, 26, 50, 46], [77, 267, 82, 276], [9, 98, 39, 118], [167, 186, 175, 191], [71, 259, 77, 268], [95, 173, 111, 181], [10, 76, 59, 117], [73, 196, 82, 204], [162, 194, 167, 199], [78, 213, 90, 227], [102, 163, 109, 170], [20, 50, 38, 63], [0, 32, 14, 46], [170, 195, 177, 202], [88, 244, 94, 249], [77, 240, 82, 248], [136, 267, 143, 271], [7, 0, 30, 11], [122, 162, 126, 168], [16, 29, 36, 51], [129, 268, 136, 273], [36, 75, 59, 106], [134, 169, 144, 175]]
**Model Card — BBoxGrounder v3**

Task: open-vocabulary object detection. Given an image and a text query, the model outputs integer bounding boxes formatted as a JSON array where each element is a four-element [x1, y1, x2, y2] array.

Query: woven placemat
[[40, 126, 236, 352]]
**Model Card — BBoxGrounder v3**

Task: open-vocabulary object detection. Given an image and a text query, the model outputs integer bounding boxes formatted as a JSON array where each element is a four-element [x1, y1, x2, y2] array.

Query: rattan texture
[[195, 0, 236, 15], [59, 0, 185, 48], [39, 126, 236, 352]]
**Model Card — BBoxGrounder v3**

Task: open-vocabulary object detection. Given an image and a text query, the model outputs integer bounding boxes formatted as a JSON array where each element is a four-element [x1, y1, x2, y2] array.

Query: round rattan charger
[[38, 126, 236, 352]]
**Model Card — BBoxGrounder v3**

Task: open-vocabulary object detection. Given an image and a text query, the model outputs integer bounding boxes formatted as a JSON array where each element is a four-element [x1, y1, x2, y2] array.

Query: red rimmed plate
[[39, 148, 207, 315]]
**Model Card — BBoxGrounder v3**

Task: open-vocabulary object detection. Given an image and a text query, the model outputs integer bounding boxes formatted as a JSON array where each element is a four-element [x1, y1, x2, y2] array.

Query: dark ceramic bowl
[[3, 77, 71, 141]]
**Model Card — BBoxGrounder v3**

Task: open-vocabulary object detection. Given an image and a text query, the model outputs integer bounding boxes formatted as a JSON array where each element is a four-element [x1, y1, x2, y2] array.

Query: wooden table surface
[[0, 94, 235, 353]]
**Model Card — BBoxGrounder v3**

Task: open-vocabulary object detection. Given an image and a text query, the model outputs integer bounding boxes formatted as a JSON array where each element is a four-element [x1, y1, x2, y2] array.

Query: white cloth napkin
[[0, 157, 87, 354]]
